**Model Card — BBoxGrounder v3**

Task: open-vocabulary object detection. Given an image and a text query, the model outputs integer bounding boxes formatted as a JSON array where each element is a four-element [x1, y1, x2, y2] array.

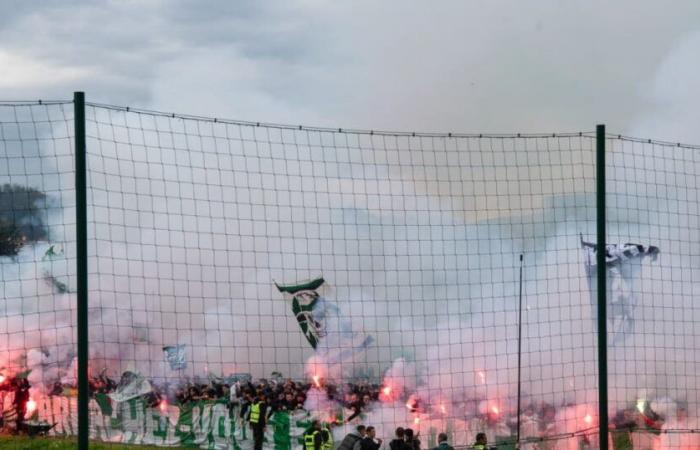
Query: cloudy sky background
[[2, 0, 700, 141]]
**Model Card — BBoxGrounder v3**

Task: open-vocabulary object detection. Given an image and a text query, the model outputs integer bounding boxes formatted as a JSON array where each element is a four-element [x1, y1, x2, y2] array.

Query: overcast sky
[[2, 1, 700, 141]]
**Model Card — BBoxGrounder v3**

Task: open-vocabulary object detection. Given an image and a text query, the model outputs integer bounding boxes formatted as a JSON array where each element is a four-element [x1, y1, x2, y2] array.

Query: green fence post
[[74, 91, 89, 449], [596, 124, 608, 450]]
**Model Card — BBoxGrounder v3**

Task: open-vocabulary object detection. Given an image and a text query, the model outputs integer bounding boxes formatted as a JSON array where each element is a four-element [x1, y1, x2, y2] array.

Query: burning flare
[[636, 399, 646, 413], [26, 398, 37, 415], [379, 384, 395, 402]]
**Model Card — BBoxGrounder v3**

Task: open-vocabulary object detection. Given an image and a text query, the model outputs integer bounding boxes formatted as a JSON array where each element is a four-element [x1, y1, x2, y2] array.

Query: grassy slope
[[0, 435, 179, 449]]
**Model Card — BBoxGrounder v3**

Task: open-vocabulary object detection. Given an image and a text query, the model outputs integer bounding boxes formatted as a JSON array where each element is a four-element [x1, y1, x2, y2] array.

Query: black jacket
[[390, 439, 410, 450], [360, 437, 381, 450]]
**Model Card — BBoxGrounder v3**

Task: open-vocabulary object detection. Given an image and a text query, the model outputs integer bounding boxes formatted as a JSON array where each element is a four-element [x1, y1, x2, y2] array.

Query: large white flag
[[581, 234, 659, 344]]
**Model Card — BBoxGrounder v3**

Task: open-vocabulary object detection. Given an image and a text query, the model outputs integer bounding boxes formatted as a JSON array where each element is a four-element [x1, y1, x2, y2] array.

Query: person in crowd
[[472, 432, 488, 450], [13, 377, 30, 434], [249, 392, 268, 450], [284, 392, 298, 410], [304, 420, 324, 450], [404, 428, 420, 450], [338, 425, 366, 450], [360, 426, 382, 450], [432, 433, 454, 450], [390, 427, 408, 450], [321, 422, 334, 450]]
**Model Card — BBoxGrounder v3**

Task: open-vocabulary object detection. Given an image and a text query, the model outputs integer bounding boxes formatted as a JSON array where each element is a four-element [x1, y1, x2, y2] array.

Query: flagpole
[[516, 253, 524, 448]]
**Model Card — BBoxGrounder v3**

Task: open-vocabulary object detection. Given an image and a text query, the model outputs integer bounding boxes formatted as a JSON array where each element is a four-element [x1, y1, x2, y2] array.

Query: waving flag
[[275, 277, 373, 364], [275, 277, 326, 349], [163, 345, 187, 371], [42, 244, 62, 260], [109, 371, 152, 403], [581, 234, 659, 343]]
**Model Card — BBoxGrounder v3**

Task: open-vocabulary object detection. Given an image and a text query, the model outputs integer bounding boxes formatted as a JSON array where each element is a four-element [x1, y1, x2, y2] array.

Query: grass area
[[0, 435, 179, 449]]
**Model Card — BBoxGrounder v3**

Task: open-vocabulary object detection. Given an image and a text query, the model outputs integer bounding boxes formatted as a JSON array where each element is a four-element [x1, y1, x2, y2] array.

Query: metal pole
[[75, 91, 89, 450], [516, 253, 524, 448], [596, 124, 608, 450]]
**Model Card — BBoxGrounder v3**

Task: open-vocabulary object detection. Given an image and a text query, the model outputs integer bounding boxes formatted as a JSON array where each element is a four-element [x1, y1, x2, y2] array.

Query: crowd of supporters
[[0, 370, 695, 448], [0, 371, 386, 427]]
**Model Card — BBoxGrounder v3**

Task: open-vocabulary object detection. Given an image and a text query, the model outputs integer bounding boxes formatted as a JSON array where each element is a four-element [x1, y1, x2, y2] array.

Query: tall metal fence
[[0, 93, 698, 449]]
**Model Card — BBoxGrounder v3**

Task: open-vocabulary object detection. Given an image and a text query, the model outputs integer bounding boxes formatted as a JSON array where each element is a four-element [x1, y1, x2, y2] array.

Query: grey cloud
[[4, 0, 700, 141]]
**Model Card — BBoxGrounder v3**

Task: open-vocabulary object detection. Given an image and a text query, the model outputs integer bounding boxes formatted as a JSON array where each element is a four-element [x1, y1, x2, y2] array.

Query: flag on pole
[[581, 234, 659, 343]]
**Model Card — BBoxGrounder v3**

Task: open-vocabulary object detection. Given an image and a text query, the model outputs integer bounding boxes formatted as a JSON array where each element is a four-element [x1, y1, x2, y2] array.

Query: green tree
[[0, 184, 48, 256]]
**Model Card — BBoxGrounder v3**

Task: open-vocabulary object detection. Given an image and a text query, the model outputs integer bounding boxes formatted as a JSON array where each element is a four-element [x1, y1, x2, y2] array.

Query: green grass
[[0, 435, 181, 449]]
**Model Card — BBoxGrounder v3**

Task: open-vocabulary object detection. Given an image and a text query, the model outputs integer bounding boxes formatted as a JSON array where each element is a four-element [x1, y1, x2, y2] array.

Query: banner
[[25, 394, 313, 449]]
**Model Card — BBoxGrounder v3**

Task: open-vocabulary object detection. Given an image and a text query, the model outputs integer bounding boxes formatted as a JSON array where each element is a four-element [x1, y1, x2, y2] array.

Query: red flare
[[0, 374, 5, 383], [26, 398, 37, 414], [491, 406, 500, 415], [414, 416, 420, 424], [584, 414, 593, 425], [312, 375, 321, 388], [159, 399, 168, 413], [383, 386, 392, 396]]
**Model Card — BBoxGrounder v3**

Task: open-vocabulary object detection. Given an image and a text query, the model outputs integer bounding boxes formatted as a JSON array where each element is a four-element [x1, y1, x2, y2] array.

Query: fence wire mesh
[[0, 99, 697, 449]]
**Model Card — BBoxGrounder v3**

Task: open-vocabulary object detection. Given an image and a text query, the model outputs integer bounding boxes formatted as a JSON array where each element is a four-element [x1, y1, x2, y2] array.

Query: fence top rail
[[608, 133, 700, 150], [2, 98, 700, 149], [85, 101, 596, 139], [0, 100, 72, 105], [84, 102, 700, 150]]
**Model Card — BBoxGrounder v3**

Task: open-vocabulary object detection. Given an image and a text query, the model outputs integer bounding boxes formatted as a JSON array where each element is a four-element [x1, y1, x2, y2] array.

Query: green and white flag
[[275, 277, 327, 349], [275, 277, 373, 365], [109, 372, 152, 403]]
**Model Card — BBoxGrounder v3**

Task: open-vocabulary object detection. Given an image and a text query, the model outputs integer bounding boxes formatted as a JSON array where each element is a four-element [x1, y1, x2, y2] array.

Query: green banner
[[30, 395, 311, 450]]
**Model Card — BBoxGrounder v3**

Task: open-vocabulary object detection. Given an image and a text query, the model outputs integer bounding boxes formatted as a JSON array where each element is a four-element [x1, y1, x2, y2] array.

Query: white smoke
[[2, 88, 700, 448]]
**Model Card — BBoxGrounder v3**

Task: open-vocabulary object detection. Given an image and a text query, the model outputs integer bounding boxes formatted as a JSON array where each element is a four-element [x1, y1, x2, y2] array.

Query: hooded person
[[338, 425, 367, 450]]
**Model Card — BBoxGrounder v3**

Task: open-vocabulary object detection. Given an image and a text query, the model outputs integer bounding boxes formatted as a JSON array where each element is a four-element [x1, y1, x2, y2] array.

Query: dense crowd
[[0, 370, 695, 449], [232, 377, 384, 417], [2, 370, 385, 421]]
